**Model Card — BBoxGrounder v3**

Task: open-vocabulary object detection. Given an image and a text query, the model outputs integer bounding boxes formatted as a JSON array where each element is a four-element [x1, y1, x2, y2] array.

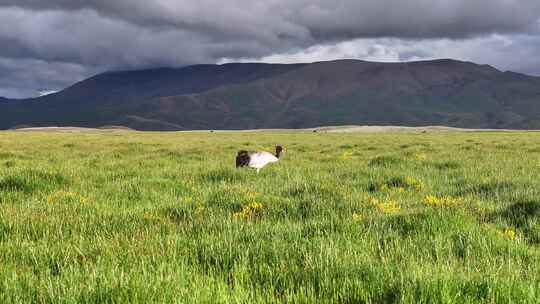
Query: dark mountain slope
[[135, 60, 540, 129], [43, 63, 308, 105], [0, 63, 306, 129], [1, 59, 540, 130]]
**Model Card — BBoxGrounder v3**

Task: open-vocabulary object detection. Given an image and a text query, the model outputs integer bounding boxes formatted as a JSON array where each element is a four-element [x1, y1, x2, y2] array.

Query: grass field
[[1, 130, 540, 303]]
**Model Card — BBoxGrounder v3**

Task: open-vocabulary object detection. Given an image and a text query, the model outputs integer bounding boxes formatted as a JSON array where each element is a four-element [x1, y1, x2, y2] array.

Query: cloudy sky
[[1, 0, 540, 98]]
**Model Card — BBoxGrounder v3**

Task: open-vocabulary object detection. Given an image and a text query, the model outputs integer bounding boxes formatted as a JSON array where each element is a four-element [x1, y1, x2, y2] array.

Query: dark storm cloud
[[0, 57, 94, 98], [3, 0, 540, 39], [294, 1, 540, 39], [0, 0, 539, 97]]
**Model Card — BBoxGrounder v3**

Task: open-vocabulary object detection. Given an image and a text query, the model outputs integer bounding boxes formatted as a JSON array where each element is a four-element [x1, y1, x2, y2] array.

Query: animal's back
[[248, 152, 278, 168]]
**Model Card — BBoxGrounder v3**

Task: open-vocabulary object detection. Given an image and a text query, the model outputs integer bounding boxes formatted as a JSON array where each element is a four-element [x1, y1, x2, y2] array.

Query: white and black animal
[[236, 145, 284, 173]]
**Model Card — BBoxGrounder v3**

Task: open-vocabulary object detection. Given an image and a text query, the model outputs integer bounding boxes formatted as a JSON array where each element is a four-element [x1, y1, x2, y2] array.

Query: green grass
[[1, 130, 540, 303]]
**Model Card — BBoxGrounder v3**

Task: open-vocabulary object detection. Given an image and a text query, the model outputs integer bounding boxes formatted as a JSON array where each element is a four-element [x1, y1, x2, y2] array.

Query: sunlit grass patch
[[0, 131, 539, 303]]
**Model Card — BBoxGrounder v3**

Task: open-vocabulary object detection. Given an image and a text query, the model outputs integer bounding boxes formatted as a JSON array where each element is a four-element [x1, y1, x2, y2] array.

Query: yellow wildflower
[[502, 228, 517, 240], [414, 153, 427, 161], [233, 202, 264, 220], [424, 195, 463, 207], [47, 191, 88, 204], [142, 212, 161, 222], [405, 176, 425, 191], [352, 213, 363, 221], [341, 152, 354, 160], [377, 200, 401, 214], [367, 197, 380, 205], [194, 205, 205, 219]]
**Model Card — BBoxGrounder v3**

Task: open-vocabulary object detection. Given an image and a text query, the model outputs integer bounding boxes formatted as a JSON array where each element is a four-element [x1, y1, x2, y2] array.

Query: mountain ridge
[[1, 59, 540, 130]]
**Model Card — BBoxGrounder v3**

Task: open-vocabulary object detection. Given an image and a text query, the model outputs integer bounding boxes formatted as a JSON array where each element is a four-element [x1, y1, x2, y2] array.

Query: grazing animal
[[236, 145, 284, 173]]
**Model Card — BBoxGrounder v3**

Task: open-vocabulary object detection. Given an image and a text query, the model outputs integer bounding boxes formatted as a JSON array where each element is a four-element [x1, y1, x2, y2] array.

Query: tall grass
[[1, 130, 540, 303]]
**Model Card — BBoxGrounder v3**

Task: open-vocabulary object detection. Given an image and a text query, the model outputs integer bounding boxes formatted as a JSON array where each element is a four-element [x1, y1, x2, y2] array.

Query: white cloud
[[38, 90, 58, 96], [221, 35, 540, 76]]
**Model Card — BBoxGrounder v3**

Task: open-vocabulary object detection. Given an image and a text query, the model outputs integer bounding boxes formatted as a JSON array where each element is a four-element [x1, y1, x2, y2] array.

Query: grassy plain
[[1, 130, 540, 303]]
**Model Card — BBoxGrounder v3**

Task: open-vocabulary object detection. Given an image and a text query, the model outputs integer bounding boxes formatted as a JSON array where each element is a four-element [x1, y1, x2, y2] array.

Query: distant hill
[[1, 59, 540, 130]]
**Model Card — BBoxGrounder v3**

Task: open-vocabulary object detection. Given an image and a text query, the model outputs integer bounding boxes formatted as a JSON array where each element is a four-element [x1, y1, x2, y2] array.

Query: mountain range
[[1, 59, 540, 130]]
